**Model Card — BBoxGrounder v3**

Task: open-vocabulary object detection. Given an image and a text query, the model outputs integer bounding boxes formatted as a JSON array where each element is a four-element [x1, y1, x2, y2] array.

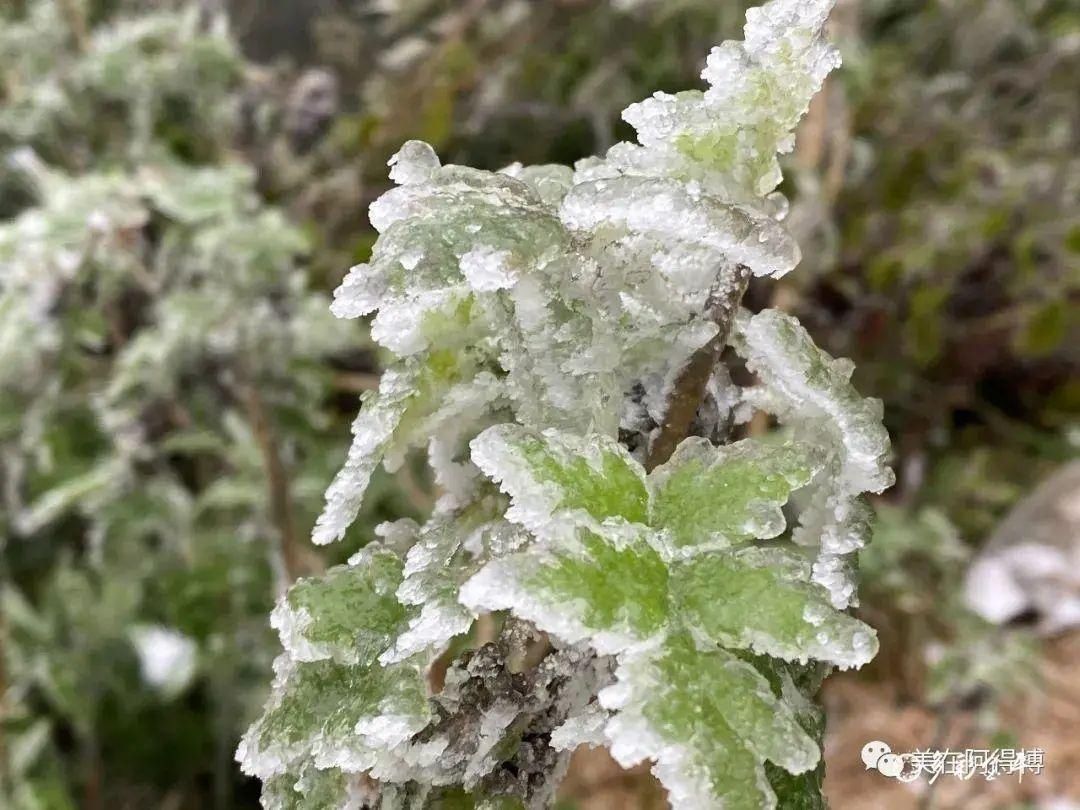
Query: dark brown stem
[[645, 264, 751, 471], [235, 381, 308, 585]]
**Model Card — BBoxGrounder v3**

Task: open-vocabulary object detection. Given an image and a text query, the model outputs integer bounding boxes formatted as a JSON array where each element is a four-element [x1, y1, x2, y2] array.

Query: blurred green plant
[[782, 0, 1078, 528], [859, 506, 1035, 707], [0, 3, 414, 808]]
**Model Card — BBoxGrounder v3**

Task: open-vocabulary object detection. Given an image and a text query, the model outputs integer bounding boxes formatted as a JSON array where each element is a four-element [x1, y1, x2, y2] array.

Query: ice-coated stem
[[645, 263, 752, 471]]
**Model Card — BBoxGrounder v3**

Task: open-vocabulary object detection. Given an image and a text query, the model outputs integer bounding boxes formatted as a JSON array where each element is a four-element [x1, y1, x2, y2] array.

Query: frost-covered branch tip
[[242, 1, 894, 807]]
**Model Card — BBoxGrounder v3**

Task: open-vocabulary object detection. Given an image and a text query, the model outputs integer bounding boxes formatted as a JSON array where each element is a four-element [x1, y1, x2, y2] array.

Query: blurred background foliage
[[0, 0, 1076, 808]]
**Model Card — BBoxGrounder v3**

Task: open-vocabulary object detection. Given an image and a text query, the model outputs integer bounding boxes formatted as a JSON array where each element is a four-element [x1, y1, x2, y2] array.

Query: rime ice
[[244, 2, 893, 808]]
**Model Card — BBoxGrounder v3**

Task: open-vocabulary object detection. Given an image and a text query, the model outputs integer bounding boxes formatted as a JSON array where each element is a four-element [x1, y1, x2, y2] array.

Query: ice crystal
[[244, 1, 893, 807]]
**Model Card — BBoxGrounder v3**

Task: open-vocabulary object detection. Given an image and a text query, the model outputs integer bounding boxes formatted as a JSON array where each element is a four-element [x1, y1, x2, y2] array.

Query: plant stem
[[236, 381, 308, 588], [646, 263, 751, 470]]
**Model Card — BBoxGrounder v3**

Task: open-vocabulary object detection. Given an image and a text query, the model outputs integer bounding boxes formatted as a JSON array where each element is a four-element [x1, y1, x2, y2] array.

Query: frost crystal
[[244, 1, 893, 808]]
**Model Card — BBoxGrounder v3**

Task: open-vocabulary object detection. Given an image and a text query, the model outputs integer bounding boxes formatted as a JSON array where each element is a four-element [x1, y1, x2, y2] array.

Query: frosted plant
[[0, 3, 371, 806], [241, 1, 894, 807]]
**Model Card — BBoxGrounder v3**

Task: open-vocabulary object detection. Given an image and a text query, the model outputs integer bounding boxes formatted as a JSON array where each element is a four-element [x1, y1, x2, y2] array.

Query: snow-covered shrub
[[240, 1, 894, 807]]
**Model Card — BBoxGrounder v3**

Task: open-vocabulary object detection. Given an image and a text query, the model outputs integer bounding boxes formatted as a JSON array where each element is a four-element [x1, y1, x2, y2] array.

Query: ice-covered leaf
[[601, 632, 820, 810], [314, 350, 486, 545], [609, 0, 840, 204], [648, 437, 821, 552], [262, 764, 364, 810], [461, 524, 668, 653], [271, 547, 411, 665], [734, 308, 895, 605], [561, 177, 801, 280], [735, 310, 892, 497], [470, 425, 649, 535], [382, 498, 526, 664], [671, 546, 877, 669], [312, 368, 415, 545], [331, 146, 571, 358], [237, 656, 430, 781]]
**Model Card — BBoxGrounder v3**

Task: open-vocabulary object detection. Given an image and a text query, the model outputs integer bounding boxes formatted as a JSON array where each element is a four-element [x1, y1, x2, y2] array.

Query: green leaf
[[262, 764, 352, 810], [603, 632, 820, 810], [648, 437, 822, 551], [671, 547, 877, 669], [272, 547, 412, 665], [460, 524, 668, 652], [470, 425, 649, 535], [237, 656, 430, 780]]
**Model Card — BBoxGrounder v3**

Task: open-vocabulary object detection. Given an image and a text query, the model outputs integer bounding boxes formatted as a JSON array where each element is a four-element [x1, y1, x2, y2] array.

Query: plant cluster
[[240, 2, 894, 808], [0, 3, 393, 806]]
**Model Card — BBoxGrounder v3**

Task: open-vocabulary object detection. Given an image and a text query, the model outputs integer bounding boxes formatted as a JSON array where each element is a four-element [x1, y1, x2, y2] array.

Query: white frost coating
[[270, 603, 328, 663], [370, 518, 421, 557], [380, 601, 473, 665], [370, 289, 468, 355], [330, 261, 388, 318], [382, 506, 520, 664], [806, 526, 859, 608], [459, 245, 518, 291], [736, 308, 894, 606], [354, 714, 427, 749], [551, 705, 608, 751], [739, 310, 892, 497], [313, 711, 434, 776], [312, 368, 414, 545], [387, 140, 441, 186], [561, 177, 800, 279], [459, 557, 644, 656], [428, 434, 482, 507], [463, 701, 520, 783], [468, 424, 646, 538], [599, 642, 743, 810]]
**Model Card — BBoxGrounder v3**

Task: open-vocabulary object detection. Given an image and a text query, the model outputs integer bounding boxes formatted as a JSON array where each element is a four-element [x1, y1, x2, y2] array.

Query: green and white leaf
[[600, 633, 820, 810], [331, 141, 571, 358], [460, 523, 669, 654], [382, 498, 526, 665], [261, 764, 364, 810], [734, 308, 895, 605], [648, 437, 822, 555], [671, 547, 877, 669], [271, 547, 412, 665], [237, 655, 431, 781], [469, 424, 648, 537], [590, 0, 840, 206], [314, 350, 488, 545]]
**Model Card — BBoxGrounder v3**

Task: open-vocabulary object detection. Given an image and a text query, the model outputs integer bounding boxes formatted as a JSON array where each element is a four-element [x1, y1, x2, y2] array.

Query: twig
[[235, 381, 308, 587], [645, 264, 751, 471], [333, 370, 381, 393]]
